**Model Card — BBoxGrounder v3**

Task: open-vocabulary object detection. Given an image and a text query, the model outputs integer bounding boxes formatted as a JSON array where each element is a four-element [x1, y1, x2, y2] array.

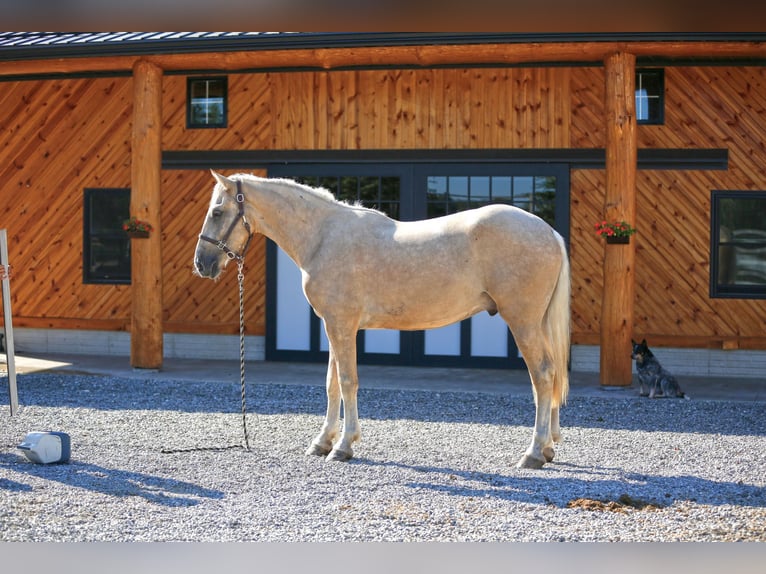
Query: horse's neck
[[243, 180, 334, 268]]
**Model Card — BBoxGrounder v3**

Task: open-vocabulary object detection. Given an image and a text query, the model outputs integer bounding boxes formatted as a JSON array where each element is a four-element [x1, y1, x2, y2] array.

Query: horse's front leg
[[323, 324, 361, 462], [306, 347, 341, 457]]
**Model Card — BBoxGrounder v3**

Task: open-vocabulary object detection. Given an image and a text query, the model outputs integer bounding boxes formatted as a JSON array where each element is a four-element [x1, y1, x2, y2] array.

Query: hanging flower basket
[[123, 217, 153, 239], [595, 220, 636, 244]]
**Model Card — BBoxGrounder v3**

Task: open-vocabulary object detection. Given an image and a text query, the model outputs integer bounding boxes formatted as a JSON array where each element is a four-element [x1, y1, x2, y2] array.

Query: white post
[[0, 229, 17, 415]]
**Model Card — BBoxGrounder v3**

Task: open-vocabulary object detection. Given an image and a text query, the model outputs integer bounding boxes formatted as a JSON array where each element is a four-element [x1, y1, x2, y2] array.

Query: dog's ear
[[641, 338, 647, 345], [631, 339, 637, 345]]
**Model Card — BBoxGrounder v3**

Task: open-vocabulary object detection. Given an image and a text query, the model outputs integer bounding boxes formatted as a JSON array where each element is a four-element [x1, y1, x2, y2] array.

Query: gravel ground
[[1, 373, 765, 542]]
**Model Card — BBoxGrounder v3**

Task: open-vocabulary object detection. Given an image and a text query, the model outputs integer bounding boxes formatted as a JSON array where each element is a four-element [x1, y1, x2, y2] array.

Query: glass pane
[[448, 177, 469, 212], [379, 202, 399, 220], [189, 79, 225, 126], [533, 176, 557, 226], [636, 89, 649, 121], [318, 176, 339, 195], [365, 329, 400, 354], [718, 197, 766, 287], [469, 176, 490, 206], [427, 176, 447, 200], [513, 176, 534, 204], [339, 176, 358, 204], [491, 176, 512, 201], [471, 312, 508, 357], [427, 202, 447, 219], [381, 177, 400, 203], [448, 177, 469, 202], [298, 175, 318, 188], [276, 247, 311, 351], [427, 176, 448, 218], [358, 177, 379, 204], [636, 70, 663, 124], [89, 191, 129, 235], [89, 238, 130, 279], [424, 322, 461, 356]]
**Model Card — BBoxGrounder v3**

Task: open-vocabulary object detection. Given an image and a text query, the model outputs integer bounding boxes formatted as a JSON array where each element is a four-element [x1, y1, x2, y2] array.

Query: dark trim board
[[163, 148, 729, 171], [263, 160, 568, 369]]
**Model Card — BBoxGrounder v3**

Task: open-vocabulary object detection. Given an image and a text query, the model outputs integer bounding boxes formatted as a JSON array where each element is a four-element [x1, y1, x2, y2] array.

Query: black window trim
[[636, 68, 664, 126], [186, 75, 228, 129], [83, 187, 131, 285], [710, 189, 766, 299]]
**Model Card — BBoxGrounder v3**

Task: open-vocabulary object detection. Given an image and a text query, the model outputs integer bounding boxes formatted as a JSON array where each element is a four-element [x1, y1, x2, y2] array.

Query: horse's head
[[194, 171, 253, 279]]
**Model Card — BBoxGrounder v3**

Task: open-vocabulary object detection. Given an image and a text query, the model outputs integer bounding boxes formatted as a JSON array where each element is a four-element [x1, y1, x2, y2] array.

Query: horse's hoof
[[516, 454, 546, 469], [542, 446, 555, 462], [306, 443, 331, 457], [326, 448, 353, 462]]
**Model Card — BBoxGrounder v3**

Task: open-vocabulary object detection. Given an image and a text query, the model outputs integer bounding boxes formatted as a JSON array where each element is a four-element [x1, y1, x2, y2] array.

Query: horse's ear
[[211, 170, 232, 189]]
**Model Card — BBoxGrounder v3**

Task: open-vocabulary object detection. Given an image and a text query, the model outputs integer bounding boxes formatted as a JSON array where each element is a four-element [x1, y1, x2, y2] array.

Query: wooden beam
[[600, 52, 637, 387], [130, 60, 163, 369], [1, 41, 765, 77]]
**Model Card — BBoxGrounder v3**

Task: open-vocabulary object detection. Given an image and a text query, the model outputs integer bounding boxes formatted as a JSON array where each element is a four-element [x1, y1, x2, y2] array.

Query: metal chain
[[237, 259, 251, 451]]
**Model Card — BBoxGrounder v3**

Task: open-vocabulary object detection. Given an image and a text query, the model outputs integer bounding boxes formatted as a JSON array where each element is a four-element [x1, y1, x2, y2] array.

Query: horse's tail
[[546, 232, 571, 407]]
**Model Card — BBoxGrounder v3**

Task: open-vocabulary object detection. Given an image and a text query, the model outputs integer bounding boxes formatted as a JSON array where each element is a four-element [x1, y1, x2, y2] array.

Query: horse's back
[[462, 204, 563, 265]]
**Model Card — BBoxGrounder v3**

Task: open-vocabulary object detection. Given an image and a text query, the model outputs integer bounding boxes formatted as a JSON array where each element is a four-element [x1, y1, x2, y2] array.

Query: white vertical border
[[0, 229, 17, 415]]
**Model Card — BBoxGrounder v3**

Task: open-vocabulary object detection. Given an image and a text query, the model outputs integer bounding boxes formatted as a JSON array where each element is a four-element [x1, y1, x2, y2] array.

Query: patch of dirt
[[567, 494, 664, 513]]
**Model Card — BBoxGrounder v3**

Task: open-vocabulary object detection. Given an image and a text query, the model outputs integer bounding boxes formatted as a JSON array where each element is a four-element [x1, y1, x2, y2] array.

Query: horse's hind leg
[[511, 324, 557, 469], [306, 347, 341, 457]]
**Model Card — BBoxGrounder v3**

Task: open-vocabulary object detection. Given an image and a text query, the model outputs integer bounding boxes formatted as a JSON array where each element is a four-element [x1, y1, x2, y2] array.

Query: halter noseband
[[199, 179, 253, 262]]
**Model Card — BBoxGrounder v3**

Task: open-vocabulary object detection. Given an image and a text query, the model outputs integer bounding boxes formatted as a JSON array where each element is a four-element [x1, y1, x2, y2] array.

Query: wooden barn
[[1, 32, 766, 386]]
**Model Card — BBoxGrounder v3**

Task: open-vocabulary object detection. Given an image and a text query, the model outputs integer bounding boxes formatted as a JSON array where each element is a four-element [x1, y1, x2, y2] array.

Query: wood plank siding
[[570, 65, 766, 349], [2, 49, 766, 356]]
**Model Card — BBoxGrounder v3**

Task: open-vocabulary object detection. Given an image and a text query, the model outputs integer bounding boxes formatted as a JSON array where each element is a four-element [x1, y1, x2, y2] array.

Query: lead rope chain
[[237, 258, 251, 451]]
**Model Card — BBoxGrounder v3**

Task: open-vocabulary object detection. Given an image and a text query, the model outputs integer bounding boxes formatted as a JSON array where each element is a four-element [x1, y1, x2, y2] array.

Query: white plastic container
[[17, 431, 71, 464]]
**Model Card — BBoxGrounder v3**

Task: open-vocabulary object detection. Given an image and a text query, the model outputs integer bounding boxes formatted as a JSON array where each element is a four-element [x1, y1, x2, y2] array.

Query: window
[[426, 174, 557, 227], [636, 69, 664, 125], [83, 188, 131, 284], [290, 175, 401, 220], [187, 77, 227, 128], [711, 190, 766, 298]]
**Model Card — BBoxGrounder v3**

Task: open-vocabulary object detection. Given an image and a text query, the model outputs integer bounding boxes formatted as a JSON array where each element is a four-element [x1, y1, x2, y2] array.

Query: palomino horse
[[194, 171, 570, 469]]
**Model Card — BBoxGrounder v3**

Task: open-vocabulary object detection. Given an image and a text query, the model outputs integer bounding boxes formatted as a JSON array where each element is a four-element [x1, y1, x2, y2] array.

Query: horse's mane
[[235, 173, 385, 215]]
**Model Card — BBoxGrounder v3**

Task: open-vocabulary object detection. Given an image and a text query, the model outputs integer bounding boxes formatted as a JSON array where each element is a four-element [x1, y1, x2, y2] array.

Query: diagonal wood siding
[[0, 78, 266, 336], [570, 66, 766, 348], [0, 78, 133, 329]]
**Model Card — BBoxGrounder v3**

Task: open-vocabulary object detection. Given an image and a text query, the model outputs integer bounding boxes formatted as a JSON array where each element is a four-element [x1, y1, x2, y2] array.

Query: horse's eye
[[212, 209, 223, 218]]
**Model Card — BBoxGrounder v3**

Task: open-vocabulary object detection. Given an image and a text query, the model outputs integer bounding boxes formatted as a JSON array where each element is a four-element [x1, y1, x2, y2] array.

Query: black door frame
[[265, 160, 570, 369]]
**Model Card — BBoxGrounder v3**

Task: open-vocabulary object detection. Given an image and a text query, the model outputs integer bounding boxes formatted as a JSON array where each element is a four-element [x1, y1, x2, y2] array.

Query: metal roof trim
[[1, 32, 765, 62]]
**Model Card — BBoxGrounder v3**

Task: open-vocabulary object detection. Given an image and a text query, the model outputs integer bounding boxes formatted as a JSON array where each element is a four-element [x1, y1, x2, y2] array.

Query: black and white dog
[[631, 339, 689, 399]]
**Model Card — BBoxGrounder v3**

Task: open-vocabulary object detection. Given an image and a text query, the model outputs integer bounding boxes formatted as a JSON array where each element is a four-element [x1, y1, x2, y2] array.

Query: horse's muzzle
[[194, 251, 221, 279]]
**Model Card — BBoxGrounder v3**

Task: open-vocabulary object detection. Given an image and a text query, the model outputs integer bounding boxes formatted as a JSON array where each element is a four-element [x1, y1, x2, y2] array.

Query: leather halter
[[198, 179, 253, 262]]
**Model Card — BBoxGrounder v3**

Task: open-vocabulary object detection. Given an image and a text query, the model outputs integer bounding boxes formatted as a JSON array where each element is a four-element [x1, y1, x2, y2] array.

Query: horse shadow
[[0, 451, 225, 507], [351, 457, 766, 509]]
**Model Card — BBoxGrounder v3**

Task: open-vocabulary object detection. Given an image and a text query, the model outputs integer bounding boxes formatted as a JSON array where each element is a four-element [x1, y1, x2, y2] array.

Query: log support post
[[130, 60, 163, 369], [600, 52, 637, 387]]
